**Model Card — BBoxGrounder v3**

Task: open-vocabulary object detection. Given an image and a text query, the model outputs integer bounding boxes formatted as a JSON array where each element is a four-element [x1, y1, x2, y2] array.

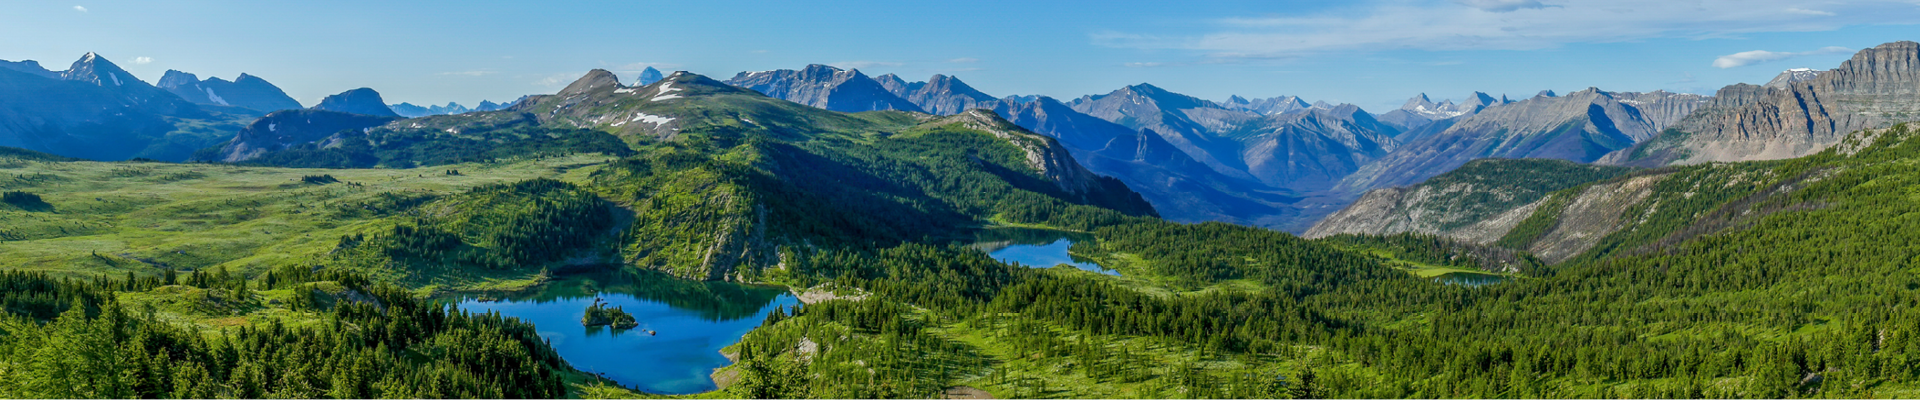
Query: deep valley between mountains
[[2, 40, 1920, 399]]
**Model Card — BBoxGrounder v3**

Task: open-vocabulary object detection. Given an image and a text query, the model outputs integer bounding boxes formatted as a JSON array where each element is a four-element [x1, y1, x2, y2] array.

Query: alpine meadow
[[5, 1, 1920, 399]]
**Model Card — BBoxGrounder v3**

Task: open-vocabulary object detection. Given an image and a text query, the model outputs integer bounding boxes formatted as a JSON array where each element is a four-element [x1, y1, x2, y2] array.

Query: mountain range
[[7, 41, 1918, 234], [156, 70, 303, 113], [389, 99, 515, 117], [718, 61, 1735, 232], [0, 53, 251, 161]]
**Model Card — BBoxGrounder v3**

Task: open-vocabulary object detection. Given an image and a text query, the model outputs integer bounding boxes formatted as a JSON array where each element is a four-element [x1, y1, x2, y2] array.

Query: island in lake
[[582, 298, 640, 330]]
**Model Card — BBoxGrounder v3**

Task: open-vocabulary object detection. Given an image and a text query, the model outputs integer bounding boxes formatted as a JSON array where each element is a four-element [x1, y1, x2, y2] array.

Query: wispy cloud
[[1453, 0, 1552, 12], [1711, 46, 1852, 68], [1123, 62, 1166, 68], [534, 73, 577, 87], [829, 61, 903, 69], [72, 5, 86, 12], [132, 57, 152, 65], [609, 62, 679, 72], [1785, 8, 1837, 16], [437, 70, 495, 77], [1095, 0, 1920, 60], [948, 57, 980, 63]]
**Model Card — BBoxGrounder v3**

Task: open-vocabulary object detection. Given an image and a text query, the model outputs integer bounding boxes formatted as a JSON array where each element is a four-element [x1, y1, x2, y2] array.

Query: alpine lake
[[446, 270, 798, 395]]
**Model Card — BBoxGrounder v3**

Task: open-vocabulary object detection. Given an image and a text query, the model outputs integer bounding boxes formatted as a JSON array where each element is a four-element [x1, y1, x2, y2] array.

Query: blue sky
[[4, 0, 1918, 111]]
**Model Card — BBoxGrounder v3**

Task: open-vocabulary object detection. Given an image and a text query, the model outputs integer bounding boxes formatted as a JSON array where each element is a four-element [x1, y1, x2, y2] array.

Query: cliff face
[[1622, 41, 1920, 165]]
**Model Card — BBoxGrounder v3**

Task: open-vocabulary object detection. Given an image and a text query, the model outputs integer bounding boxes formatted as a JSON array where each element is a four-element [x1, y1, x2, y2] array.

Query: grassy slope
[[0, 153, 617, 289]]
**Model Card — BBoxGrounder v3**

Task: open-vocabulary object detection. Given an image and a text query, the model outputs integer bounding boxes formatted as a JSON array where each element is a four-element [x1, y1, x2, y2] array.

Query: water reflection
[[971, 227, 1120, 276], [1435, 271, 1510, 287], [449, 270, 797, 395]]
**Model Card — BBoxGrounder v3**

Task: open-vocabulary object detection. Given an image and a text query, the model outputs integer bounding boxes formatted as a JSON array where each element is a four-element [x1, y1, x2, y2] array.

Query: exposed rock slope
[[1616, 41, 1920, 165]]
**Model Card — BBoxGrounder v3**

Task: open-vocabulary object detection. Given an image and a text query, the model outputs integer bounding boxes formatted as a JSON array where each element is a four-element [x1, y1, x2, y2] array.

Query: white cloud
[[948, 57, 980, 63], [1712, 46, 1852, 68], [72, 5, 86, 12], [132, 57, 152, 64], [612, 62, 678, 72], [1786, 8, 1837, 16], [1454, 0, 1551, 12], [829, 61, 903, 69], [1095, 0, 1920, 59], [534, 73, 576, 87], [1124, 62, 1166, 68]]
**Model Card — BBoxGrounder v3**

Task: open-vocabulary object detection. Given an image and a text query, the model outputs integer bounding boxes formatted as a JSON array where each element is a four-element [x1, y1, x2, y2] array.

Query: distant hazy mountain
[[0, 53, 248, 161], [635, 67, 665, 86], [1375, 92, 1513, 132], [156, 70, 303, 113], [1222, 95, 1311, 115], [1337, 88, 1707, 193], [1614, 41, 1920, 166], [312, 88, 400, 117], [0, 59, 58, 79], [724, 65, 923, 113]]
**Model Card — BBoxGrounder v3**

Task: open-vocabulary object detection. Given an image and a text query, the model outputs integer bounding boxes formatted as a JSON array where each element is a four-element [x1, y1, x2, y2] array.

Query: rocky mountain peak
[[560, 69, 622, 97], [61, 52, 142, 88], [1764, 68, 1822, 89], [1536, 90, 1557, 98]]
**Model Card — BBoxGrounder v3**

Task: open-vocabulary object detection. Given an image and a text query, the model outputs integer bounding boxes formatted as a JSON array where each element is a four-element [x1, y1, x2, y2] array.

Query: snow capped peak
[[1787, 67, 1816, 72]]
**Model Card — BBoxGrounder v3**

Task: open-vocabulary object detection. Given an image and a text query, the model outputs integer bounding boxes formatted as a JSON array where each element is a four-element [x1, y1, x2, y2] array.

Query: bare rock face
[[1627, 41, 1920, 165], [724, 65, 923, 113]]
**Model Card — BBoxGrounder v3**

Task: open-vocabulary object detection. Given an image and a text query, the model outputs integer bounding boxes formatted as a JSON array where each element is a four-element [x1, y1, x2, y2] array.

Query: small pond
[[970, 227, 1120, 276], [1434, 271, 1511, 286], [450, 270, 798, 395]]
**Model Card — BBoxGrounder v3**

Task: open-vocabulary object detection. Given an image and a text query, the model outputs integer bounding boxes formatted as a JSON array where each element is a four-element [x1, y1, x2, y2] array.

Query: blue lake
[[972, 228, 1120, 276], [451, 271, 798, 395]]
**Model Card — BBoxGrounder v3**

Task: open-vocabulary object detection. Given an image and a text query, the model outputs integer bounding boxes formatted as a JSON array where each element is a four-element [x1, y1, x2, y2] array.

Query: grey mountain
[[1612, 41, 1920, 166], [1763, 68, 1822, 89], [871, 74, 998, 115], [724, 65, 923, 113], [156, 70, 303, 113], [311, 88, 400, 117], [1336, 87, 1707, 194]]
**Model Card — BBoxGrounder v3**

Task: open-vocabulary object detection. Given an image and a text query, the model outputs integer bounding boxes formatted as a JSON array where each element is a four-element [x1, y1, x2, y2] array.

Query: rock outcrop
[[1618, 41, 1920, 165]]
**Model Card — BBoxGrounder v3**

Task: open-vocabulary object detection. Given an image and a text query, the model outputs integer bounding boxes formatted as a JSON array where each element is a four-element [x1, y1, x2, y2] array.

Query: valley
[[2, 30, 1920, 399]]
